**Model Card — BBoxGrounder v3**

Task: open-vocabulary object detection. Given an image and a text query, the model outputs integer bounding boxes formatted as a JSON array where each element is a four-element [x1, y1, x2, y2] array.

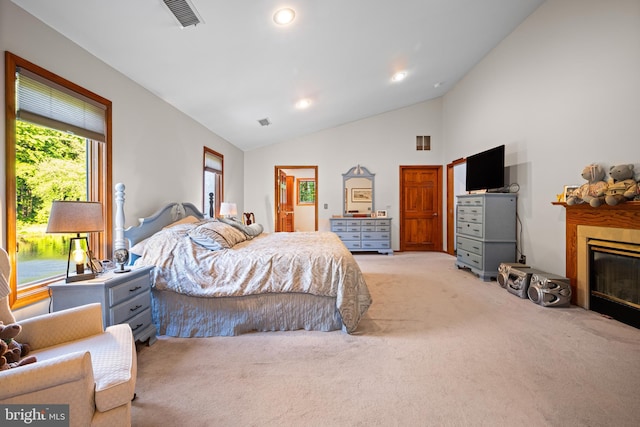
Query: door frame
[[399, 165, 443, 252], [274, 165, 318, 231], [446, 158, 466, 255]]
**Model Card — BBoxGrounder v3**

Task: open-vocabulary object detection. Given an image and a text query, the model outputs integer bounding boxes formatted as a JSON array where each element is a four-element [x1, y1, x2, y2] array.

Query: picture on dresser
[[351, 188, 372, 202], [376, 210, 387, 218]]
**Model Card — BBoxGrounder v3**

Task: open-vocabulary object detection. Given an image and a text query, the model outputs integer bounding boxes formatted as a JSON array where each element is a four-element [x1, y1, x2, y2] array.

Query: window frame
[[203, 147, 223, 218], [4, 52, 113, 309]]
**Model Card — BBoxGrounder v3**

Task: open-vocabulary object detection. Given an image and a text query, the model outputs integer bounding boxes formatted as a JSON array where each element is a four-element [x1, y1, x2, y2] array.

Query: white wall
[[442, 0, 640, 275], [0, 0, 244, 233], [245, 99, 444, 250], [1, 0, 244, 316]]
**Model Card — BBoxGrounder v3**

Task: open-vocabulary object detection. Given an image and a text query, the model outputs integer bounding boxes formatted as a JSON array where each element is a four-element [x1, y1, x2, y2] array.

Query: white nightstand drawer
[[109, 273, 149, 306], [126, 308, 153, 337], [109, 289, 151, 325]]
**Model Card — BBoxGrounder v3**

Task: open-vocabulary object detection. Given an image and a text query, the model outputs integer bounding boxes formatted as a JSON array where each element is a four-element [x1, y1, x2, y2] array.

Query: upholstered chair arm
[[18, 303, 105, 351], [0, 351, 96, 426]]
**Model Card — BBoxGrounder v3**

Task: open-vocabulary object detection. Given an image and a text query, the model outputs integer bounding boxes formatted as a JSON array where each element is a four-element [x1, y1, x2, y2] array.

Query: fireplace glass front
[[589, 239, 639, 329]]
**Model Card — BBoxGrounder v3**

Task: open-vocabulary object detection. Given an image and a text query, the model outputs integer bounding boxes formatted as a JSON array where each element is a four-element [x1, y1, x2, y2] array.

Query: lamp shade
[[46, 201, 104, 233], [219, 202, 237, 217]]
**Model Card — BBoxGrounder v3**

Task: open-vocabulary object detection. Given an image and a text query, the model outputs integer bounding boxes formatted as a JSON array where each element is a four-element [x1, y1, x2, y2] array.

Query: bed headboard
[[114, 183, 205, 248]]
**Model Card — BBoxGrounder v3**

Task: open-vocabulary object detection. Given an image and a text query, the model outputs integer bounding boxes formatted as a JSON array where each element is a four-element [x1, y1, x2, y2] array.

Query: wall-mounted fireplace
[[588, 239, 640, 328]]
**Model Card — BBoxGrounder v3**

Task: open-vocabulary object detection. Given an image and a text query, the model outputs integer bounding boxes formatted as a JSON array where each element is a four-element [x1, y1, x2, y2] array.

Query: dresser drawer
[[362, 225, 376, 232], [110, 291, 150, 325], [457, 207, 483, 223], [457, 237, 483, 256], [361, 231, 390, 240], [457, 250, 483, 269], [457, 221, 483, 239], [331, 225, 347, 232], [458, 196, 484, 206], [343, 240, 362, 250], [376, 225, 390, 232], [336, 232, 361, 241], [109, 273, 149, 306], [362, 240, 390, 250], [331, 219, 348, 227], [375, 219, 391, 226], [347, 225, 361, 232], [346, 220, 362, 226]]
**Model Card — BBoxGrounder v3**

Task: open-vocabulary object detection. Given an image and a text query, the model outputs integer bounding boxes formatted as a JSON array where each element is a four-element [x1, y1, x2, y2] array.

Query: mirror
[[343, 165, 375, 216]]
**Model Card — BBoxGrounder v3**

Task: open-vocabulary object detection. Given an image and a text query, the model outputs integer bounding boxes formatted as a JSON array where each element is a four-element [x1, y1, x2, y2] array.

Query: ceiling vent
[[163, 0, 202, 28], [258, 118, 271, 127]]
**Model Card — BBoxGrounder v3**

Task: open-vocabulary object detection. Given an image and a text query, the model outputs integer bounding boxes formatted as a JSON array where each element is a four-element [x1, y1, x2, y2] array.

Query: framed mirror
[[343, 165, 375, 216]]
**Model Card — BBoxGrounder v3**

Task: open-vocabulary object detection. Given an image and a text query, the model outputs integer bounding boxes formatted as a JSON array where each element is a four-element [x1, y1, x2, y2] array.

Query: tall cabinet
[[455, 193, 517, 281]]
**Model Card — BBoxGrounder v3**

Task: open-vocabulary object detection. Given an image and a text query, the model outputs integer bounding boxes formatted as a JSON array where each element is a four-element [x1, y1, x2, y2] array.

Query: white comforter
[[134, 224, 372, 332]]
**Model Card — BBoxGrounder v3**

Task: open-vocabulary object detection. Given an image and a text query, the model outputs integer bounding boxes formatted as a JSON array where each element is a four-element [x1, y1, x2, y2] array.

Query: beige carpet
[[132, 252, 640, 427]]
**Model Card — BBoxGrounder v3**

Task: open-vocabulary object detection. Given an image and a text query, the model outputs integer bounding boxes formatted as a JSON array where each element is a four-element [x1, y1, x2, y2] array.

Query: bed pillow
[[187, 220, 247, 250], [163, 215, 200, 229], [219, 218, 264, 238], [129, 238, 150, 256]]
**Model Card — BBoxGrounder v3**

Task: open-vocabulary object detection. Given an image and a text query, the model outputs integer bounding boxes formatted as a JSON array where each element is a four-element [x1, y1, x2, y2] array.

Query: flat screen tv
[[465, 144, 505, 192]]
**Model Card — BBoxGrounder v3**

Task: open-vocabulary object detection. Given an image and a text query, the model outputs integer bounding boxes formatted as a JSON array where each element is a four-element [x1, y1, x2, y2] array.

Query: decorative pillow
[[163, 215, 200, 229], [187, 220, 247, 250]]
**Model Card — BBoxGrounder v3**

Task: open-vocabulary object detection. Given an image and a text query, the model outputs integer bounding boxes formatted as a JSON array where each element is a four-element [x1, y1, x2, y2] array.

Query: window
[[203, 147, 223, 218], [5, 52, 112, 309]]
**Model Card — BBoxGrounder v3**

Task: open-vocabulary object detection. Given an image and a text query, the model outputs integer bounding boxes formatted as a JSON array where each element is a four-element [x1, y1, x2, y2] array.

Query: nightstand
[[48, 265, 157, 345]]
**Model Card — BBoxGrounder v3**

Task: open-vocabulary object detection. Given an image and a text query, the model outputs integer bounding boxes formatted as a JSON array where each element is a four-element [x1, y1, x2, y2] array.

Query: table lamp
[[46, 201, 104, 283]]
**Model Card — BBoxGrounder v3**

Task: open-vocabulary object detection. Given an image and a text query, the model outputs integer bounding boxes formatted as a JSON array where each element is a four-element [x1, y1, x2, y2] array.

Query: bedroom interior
[[1, 0, 639, 425]]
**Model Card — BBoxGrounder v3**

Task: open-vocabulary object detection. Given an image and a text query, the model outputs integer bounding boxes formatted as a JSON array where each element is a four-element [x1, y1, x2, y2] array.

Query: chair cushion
[[29, 324, 136, 412]]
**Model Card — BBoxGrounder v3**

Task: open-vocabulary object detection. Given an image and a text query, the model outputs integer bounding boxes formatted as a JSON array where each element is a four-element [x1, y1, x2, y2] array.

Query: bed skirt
[[151, 289, 344, 337]]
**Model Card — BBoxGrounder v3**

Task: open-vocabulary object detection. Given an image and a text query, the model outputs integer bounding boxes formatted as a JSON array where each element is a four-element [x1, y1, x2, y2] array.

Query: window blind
[[16, 68, 106, 142]]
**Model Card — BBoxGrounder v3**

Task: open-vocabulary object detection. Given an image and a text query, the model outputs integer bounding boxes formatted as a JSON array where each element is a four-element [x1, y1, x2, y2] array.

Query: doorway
[[274, 166, 318, 232], [399, 165, 443, 251], [446, 158, 466, 255]]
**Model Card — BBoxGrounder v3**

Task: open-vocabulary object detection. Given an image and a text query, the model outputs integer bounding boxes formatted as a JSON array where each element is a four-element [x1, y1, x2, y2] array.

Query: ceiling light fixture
[[434, 81, 444, 88], [391, 71, 407, 82], [273, 8, 296, 25], [296, 99, 311, 109]]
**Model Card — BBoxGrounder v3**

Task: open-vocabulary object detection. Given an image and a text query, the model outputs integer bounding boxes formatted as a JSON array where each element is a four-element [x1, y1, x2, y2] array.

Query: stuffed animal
[[0, 321, 35, 367], [566, 164, 608, 207], [0, 339, 36, 370], [605, 164, 638, 206]]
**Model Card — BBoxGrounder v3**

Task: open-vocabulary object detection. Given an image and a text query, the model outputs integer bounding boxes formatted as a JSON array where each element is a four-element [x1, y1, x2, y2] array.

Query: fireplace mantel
[[554, 201, 640, 305]]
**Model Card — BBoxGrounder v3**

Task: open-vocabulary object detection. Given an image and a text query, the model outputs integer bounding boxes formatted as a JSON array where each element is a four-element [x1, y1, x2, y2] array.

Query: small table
[[48, 265, 157, 345]]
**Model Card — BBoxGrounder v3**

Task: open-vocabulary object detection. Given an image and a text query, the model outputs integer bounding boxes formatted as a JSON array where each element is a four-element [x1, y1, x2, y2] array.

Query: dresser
[[455, 193, 517, 281], [330, 217, 393, 255], [48, 265, 157, 345]]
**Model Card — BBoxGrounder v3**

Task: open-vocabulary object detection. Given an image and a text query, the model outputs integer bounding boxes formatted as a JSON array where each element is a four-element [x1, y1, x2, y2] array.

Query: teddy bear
[[0, 320, 35, 367], [566, 164, 608, 207], [0, 339, 36, 370], [604, 164, 638, 206]]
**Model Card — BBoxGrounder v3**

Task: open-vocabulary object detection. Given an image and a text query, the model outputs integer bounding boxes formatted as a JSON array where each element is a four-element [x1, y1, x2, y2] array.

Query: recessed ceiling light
[[391, 71, 407, 82], [296, 99, 311, 109], [434, 81, 444, 88], [273, 8, 296, 25]]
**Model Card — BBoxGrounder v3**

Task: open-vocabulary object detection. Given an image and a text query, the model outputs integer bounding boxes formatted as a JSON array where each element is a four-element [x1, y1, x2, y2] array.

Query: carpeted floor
[[132, 252, 640, 427]]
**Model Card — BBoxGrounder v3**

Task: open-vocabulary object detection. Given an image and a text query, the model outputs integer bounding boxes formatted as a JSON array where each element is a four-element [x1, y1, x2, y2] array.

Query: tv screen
[[465, 145, 505, 192]]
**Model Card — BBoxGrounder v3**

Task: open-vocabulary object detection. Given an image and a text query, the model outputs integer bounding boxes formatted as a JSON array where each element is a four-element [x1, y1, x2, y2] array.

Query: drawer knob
[[131, 323, 143, 331], [129, 286, 142, 292], [130, 304, 142, 312]]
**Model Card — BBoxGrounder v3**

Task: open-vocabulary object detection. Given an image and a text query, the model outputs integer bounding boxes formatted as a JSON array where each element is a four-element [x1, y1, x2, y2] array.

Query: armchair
[[0, 248, 137, 427]]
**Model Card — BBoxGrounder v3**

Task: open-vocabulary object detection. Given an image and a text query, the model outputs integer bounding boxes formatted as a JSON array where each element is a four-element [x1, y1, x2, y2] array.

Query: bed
[[114, 185, 372, 337]]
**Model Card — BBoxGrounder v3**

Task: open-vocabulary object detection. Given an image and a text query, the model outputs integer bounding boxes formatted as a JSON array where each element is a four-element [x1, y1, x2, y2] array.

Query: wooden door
[[400, 166, 443, 251], [283, 176, 295, 231]]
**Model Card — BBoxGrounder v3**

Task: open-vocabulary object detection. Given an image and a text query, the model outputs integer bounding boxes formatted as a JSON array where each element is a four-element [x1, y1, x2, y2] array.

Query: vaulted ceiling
[[12, 0, 544, 151]]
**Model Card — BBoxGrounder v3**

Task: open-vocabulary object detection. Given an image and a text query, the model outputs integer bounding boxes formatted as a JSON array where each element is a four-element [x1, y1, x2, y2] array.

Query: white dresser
[[455, 193, 517, 281], [330, 217, 393, 255]]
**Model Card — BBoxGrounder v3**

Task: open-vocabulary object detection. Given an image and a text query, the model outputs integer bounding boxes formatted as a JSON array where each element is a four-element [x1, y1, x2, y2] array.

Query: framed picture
[[376, 210, 387, 218], [563, 185, 580, 202], [297, 178, 316, 205], [351, 188, 372, 203]]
